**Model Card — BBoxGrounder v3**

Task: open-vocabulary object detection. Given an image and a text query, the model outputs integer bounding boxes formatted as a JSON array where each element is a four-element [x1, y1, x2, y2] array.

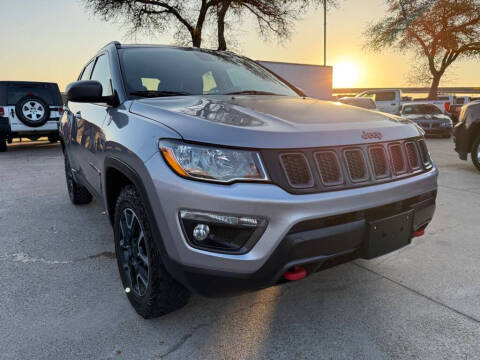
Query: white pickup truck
[[356, 89, 453, 115]]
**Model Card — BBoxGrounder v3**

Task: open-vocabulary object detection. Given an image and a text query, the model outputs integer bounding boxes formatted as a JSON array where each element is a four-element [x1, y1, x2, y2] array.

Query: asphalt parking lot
[[1, 138, 479, 360]]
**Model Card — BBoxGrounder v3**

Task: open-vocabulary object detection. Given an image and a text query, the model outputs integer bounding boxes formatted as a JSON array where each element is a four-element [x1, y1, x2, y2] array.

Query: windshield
[[119, 47, 299, 98], [402, 104, 442, 115], [340, 98, 376, 109]]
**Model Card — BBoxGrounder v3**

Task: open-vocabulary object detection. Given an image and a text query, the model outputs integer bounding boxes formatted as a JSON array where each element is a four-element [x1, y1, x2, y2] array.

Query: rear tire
[[114, 186, 190, 319], [471, 136, 480, 172], [0, 138, 7, 152], [64, 152, 92, 205]]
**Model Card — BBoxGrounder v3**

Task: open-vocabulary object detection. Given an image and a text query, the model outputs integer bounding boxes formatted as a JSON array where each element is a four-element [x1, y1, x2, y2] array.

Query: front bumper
[[420, 126, 452, 137], [145, 153, 438, 296]]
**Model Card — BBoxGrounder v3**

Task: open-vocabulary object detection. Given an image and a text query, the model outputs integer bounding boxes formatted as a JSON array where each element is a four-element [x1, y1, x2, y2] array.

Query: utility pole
[[324, 0, 327, 66]]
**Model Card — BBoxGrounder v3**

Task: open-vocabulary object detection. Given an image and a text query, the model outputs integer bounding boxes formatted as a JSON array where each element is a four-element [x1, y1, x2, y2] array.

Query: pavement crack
[[352, 261, 480, 325], [154, 288, 291, 359], [81, 251, 116, 260], [0, 252, 72, 264], [0, 251, 116, 265], [154, 323, 209, 359]]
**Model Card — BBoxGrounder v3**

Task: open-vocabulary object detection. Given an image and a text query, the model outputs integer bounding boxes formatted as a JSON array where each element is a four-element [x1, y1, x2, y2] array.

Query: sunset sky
[[1, 0, 479, 91]]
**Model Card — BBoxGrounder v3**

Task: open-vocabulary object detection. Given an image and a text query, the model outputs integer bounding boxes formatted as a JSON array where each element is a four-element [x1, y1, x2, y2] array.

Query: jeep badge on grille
[[362, 131, 383, 140]]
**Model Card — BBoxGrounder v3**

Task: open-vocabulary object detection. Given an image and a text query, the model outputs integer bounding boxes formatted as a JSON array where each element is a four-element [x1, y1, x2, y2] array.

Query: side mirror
[[66, 80, 113, 104]]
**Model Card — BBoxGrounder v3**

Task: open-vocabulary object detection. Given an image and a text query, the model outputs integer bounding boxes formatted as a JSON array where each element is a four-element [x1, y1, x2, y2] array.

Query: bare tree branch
[[365, 0, 480, 99]]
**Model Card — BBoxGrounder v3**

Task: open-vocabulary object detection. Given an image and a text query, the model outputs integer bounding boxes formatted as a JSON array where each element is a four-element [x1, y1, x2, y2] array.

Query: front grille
[[405, 142, 420, 169], [344, 149, 368, 182], [389, 144, 406, 174], [279, 153, 313, 188], [315, 151, 342, 185], [263, 137, 432, 195], [369, 146, 389, 178]]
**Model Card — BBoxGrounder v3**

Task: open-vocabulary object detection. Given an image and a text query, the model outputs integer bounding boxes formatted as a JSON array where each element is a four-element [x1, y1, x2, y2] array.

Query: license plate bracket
[[362, 210, 414, 259]]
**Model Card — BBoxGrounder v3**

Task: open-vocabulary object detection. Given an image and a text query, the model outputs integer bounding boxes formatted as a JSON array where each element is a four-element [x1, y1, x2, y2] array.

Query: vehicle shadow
[[4, 140, 60, 153], [145, 264, 393, 359]]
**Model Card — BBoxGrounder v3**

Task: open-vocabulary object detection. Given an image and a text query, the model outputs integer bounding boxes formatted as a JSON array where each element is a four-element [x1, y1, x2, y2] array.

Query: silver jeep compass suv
[[61, 42, 438, 319]]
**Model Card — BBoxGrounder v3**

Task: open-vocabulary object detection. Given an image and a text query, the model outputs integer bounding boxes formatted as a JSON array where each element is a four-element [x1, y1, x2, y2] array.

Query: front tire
[[114, 186, 190, 319], [64, 153, 92, 205], [471, 136, 480, 172]]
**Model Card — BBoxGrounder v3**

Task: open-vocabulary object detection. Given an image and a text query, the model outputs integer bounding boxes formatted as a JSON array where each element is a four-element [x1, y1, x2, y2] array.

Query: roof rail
[[101, 41, 121, 50]]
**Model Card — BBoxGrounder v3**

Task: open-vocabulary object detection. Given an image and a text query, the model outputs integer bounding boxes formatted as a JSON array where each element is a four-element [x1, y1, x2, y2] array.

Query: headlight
[[159, 139, 268, 183]]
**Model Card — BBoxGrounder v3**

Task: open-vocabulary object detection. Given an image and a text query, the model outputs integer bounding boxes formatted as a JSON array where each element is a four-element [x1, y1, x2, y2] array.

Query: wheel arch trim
[[103, 155, 190, 286]]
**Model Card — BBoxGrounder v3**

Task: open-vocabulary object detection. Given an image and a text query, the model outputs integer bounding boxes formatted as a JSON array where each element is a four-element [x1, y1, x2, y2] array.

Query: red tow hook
[[283, 266, 307, 281], [413, 229, 425, 238]]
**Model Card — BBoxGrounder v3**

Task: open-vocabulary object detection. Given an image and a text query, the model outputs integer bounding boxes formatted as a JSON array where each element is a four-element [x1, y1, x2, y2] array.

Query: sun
[[333, 62, 360, 88]]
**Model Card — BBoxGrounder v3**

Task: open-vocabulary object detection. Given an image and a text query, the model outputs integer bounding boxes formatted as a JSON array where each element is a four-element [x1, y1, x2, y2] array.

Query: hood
[[403, 114, 451, 122], [130, 96, 422, 148]]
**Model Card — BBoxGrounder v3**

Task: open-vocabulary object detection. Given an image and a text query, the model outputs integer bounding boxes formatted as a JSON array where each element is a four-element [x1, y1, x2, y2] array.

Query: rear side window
[[90, 55, 113, 97], [7, 85, 54, 105], [375, 92, 395, 102]]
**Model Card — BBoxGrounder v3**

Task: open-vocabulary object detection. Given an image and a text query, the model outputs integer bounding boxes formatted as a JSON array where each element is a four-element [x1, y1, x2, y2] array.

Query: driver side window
[[90, 54, 113, 97]]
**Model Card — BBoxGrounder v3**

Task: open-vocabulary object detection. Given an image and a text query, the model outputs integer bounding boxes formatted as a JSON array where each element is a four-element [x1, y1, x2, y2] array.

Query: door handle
[[74, 111, 82, 120]]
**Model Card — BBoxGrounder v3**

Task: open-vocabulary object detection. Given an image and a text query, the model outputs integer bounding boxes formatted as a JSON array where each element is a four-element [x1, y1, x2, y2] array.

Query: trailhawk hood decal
[[130, 96, 422, 148]]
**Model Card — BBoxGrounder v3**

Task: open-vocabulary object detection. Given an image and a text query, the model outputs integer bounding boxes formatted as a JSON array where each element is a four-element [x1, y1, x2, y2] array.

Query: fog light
[[179, 210, 267, 254], [193, 224, 210, 242]]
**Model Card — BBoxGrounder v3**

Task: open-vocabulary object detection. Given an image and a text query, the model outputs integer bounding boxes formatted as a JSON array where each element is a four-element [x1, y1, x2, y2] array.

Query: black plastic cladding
[[261, 137, 431, 195]]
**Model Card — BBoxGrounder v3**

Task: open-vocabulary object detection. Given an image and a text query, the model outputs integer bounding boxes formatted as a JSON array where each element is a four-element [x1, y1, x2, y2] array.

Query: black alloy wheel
[[118, 208, 150, 297]]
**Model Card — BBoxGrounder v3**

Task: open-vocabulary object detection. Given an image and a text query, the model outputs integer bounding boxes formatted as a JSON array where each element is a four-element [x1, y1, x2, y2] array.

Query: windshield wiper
[[130, 90, 191, 98], [225, 90, 283, 96]]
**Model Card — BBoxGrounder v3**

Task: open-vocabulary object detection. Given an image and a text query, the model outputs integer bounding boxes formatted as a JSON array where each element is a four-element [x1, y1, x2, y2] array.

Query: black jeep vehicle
[[0, 81, 63, 152], [454, 101, 480, 171]]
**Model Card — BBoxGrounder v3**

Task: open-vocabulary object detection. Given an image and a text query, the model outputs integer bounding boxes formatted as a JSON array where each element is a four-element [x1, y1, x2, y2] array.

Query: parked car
[[61, 42, 438, 318], [455, 96, 471, 105], [454, 101, 480, 171], [356, 89, 402, 114], [338, 97, 376, 110], [400, 102, 453, 138], [413, 94, 455, 114], [0, 81, 63, 151], [356, 89, 454, 116]]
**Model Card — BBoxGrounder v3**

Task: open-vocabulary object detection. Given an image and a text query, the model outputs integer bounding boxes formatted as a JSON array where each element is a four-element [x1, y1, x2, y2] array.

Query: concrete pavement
[[0, 138, 479, 360]]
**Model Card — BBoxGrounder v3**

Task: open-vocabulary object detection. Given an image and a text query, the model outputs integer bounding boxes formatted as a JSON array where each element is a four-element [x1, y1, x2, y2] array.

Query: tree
[[365, 0, 480, 99], [84, 0, 337, 51], [83, 0, 223, 48], [216, 0, 338, 50]]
